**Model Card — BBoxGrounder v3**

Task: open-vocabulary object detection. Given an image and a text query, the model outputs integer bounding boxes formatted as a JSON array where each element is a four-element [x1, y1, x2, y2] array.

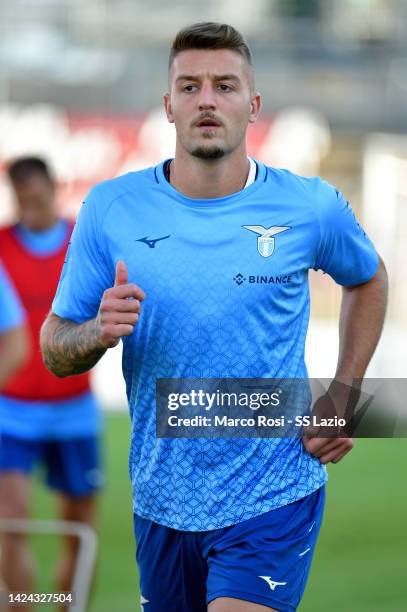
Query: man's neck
[[19, 217, 59, 233], [169, 148, 251, 199]]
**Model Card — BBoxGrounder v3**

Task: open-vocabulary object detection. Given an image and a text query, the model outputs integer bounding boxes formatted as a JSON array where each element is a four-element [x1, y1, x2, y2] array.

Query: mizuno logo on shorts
[[259, 576, 287, 590]]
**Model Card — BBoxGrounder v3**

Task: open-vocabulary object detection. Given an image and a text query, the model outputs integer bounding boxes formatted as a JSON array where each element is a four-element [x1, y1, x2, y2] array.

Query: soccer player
[[41, 23, 388, 612], [0, 260, 29, 391], [0, 158, 103, 607]]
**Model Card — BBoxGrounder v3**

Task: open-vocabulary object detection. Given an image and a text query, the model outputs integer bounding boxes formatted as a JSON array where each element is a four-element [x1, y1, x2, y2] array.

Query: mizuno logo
[[259, 576, 287, 591], [136, 235, 171, 248], [243, 225, 291, 258], [140, 594, 149, 610]]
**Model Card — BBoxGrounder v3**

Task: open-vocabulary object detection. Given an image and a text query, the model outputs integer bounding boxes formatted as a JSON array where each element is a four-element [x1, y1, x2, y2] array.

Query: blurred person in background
[[0, 158, 103, 610], [0, 260, 29, 608], [41, 23, 388, 612]]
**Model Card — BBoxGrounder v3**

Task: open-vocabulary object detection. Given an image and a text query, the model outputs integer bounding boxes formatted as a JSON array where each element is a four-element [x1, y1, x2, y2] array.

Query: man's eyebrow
[[175, 74, 241, 83], [213, 74, 241, 82], [175, 75, 199, 83]]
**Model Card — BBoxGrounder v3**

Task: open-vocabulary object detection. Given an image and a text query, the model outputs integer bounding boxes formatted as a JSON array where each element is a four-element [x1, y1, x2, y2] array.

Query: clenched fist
[[96, 260, 145, 348]]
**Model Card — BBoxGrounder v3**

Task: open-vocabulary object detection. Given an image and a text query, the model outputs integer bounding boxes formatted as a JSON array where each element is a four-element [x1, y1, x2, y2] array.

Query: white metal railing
[[0, 518, 97, 612]]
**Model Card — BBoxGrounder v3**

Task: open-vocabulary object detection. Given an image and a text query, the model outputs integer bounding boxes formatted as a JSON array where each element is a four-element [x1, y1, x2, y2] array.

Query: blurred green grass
[[32, 413, 407, 611]]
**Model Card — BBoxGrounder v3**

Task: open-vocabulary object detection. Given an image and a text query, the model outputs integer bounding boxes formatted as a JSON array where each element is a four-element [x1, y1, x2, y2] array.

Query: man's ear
[[163, 93, 174, 123], [249, 91, 261, 124]]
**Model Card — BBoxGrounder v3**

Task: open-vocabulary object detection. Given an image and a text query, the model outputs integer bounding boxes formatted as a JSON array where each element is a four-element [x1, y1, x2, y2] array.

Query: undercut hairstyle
[[7, 157, 54, 185], [169, 22, 253, 71]]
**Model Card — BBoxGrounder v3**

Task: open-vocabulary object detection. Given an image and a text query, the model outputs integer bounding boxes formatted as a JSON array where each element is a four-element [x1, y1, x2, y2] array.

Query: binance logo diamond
[[234, 273, 246, 285]]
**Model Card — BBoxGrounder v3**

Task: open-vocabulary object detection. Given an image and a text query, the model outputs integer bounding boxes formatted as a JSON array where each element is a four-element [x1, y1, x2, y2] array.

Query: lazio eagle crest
[[243, 225, 291, 257]]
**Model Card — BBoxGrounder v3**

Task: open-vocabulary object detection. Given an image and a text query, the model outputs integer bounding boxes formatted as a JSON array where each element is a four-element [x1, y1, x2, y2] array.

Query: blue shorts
[[134, 485, 325, 612], [0, 433, 104, 497]]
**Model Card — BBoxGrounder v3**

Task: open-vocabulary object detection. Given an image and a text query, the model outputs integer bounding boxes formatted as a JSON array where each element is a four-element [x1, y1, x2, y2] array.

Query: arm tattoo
[[41, 315, 107, 377]]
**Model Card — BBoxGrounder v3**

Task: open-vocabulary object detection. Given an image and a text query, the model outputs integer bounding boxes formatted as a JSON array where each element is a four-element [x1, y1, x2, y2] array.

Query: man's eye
[[218, 84, 232, 91], [183, 85, 197, 92]]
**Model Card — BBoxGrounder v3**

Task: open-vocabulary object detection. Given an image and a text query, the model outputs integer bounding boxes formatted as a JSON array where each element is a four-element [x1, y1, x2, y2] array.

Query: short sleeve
[[52, 189, 114, 323], [313, 182, 379, 286], [0, 260, 26, 333]]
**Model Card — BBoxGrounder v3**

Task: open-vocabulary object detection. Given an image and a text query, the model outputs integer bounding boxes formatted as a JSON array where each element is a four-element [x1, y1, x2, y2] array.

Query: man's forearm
[[303, 258, 387, 463], [41, 263, 145, 378], [335, 257, 388, 383], [40, 313, 107, 378]]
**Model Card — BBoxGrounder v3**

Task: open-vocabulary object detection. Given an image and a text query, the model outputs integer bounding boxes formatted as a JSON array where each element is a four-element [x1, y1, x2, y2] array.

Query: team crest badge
[[243, 225, 291, 258]]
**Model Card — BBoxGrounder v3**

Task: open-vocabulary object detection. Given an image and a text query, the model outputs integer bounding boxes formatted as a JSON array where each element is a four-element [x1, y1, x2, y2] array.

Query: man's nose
[[198, 83, 217, 110]]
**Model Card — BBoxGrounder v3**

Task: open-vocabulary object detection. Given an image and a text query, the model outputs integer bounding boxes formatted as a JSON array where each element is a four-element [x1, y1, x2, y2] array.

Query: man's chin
[[190, 146, 226, 160]]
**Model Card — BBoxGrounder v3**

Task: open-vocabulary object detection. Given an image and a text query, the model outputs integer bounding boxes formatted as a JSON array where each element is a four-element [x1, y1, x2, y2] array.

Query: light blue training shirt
[[52, 159, 379, 530]]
